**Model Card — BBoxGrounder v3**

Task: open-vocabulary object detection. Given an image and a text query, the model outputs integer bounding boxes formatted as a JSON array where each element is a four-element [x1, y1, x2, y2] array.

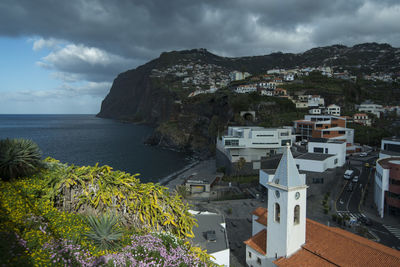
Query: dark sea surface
[[0, 114, 190, 182]]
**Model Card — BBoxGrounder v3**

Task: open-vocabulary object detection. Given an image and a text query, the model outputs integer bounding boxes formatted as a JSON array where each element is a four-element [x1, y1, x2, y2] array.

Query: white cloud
[[32, 38, 63, 51], [36, 43, 136, 82]]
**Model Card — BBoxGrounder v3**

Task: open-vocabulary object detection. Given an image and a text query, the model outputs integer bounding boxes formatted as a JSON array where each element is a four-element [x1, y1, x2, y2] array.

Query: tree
[[235, 157, 246, 176]]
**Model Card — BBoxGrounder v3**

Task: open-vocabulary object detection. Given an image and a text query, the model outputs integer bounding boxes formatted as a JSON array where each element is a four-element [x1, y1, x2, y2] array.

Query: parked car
[[365, 162, 370, 167], [344, 170, 354, 180], [352, 176, 359, 183], [360, 152, 368, 157]]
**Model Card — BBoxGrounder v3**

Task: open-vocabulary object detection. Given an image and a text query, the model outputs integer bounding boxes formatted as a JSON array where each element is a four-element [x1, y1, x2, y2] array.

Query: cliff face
[[97, 43, 400, 154], [97, 59, 173, 124], [98, 43, 399, 123]]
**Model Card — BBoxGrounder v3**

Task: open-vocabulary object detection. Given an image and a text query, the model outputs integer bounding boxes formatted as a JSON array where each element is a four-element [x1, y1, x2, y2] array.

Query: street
[[336, 152, 400, 250]]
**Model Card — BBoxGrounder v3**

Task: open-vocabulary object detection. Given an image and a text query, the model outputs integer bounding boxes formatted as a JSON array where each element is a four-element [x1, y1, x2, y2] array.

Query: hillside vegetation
[[0, 140, 215, 266]]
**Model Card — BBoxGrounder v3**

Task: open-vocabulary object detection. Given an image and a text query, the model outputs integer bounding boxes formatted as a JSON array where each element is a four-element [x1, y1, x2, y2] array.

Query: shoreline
[[159, 159, 201, 187]]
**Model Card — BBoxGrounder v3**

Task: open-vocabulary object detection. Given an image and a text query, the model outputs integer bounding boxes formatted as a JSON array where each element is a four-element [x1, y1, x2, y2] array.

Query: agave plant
[[0, 138, 42, 180], [84, 212, 123, 250]]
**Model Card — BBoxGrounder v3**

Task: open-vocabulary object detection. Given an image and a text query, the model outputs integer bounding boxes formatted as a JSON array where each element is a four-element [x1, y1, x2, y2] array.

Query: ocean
[[0, 114, 191, 182]]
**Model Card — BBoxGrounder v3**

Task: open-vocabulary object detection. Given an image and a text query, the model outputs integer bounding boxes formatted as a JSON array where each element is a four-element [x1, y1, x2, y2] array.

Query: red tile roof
[[244, 229, 267, 255], [252, 207, 267, 217], [256, 212, 268, 226], [245, 209, 400, 266]]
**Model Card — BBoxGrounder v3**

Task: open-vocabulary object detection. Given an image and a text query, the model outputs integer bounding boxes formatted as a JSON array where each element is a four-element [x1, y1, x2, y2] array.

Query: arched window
[[275, 203, 280, 223], [294, 205, 300, 225]]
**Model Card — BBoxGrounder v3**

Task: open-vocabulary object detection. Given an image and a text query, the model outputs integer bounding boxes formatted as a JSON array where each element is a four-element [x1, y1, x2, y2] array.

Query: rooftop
[[383, 136, 400, 142], [377, 157, 400, 169], [245, 212, 400, 266], [191, 212, 229, 254], [296, 153, 335, 161]]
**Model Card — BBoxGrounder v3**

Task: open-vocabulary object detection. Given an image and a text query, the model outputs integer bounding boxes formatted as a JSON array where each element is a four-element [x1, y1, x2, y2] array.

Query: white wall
[[246, 246, 270, 267], [252, 214, 267, 235], [374, 162, 390, 218], [308, 141, 346, 166], [210, 249, 230, 267]]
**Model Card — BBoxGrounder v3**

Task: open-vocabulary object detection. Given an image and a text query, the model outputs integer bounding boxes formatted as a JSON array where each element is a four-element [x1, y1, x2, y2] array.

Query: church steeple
[[266, 145, 308, 259], [271, 144, 304, 188]]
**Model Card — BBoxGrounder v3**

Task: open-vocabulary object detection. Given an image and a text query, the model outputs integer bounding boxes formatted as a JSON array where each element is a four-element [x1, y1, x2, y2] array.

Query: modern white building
[[216, 127, 293, 163], [191, 211, 230, 266], [326, 104, 341, 116], [379, 137, 400, 159], [358, 102, 384, 118], [374, 157, 400, 218], [307, 139, 346, 167]]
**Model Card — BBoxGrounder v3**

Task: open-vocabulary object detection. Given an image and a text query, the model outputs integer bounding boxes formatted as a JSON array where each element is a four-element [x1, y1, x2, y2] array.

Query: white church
[[244, 145, 400, 266]]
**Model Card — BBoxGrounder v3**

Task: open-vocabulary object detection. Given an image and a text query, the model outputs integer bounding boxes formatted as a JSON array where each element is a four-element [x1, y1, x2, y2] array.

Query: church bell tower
[[266, 145, 308, 259]]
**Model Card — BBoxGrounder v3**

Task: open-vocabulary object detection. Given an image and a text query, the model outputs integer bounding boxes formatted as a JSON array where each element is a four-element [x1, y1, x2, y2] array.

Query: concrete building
[[326, 104, 341, 116], [191, 212, 230, 266], [307, 139, 346, 167], [294, 115, 355, 153], [358, 102, 384, 118], [374, 157, 400, 218], [216, 127, 293, 163], [245, 146, 400, 266], [379, 137, 400, 159]]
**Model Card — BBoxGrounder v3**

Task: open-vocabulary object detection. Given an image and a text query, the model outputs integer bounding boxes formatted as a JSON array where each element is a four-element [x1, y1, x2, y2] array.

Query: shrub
[[84, 212, 123, 250], [0, 138, 42, 180]]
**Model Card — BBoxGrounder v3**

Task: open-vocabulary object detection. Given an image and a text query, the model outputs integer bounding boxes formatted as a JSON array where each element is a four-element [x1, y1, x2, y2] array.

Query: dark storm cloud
[[1, 0, 399, 84]]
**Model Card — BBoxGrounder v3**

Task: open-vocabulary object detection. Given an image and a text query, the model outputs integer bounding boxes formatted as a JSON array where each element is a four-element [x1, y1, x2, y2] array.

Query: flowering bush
[[0, 158, 216, 266]]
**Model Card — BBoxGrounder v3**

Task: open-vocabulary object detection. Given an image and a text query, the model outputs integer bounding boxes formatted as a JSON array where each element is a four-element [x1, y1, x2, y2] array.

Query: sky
[[0, 0, 399, 114]]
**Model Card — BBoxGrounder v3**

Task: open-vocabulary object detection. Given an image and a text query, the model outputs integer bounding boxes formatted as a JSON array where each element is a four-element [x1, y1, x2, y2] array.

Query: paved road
[[336, 153, 400, 250]]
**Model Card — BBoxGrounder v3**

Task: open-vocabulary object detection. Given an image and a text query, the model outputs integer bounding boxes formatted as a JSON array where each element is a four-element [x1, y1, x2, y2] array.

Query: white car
[[360, 152, 368, 157], [352, 176, 359, 183]]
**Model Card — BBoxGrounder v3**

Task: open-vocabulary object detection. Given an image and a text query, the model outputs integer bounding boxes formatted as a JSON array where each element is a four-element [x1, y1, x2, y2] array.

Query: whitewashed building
[[326, 104, 341, 116], [216, 127, 293, 163], [358, 102, 384, 118]]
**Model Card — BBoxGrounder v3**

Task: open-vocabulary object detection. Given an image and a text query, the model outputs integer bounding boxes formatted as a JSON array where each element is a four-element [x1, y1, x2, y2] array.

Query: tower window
[[294, 205, 300, 225], [275, 203, 280, 223]]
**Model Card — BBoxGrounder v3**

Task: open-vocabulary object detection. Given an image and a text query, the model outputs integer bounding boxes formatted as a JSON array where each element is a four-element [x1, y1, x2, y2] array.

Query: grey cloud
[[0, 0, 399, 66]]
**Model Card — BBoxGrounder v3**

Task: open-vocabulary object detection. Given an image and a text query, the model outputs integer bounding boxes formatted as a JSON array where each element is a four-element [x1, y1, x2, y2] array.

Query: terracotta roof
[[255, 211, 268, 226], [244, 229, 267, 255], [252, 207, 267, 217], [274, 248, 335, 266], [245, 209, 400, 266]]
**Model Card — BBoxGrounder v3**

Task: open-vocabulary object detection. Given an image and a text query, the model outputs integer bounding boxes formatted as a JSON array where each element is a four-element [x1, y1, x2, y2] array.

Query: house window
[[323, 131, 330, 135], [325, 148, 328, 153], [257, 257, 262, 264], [294, 205, 300, 225], [334, 158, 338, 164], [275, 203, 280, 223], [314, 147, 323, 153], [338, 131, 345, 134], [248, 251, 252, 258]]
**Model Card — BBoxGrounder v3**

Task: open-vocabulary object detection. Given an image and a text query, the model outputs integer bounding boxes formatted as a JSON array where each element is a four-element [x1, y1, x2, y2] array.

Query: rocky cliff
[[97, 43, 400, 154]]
